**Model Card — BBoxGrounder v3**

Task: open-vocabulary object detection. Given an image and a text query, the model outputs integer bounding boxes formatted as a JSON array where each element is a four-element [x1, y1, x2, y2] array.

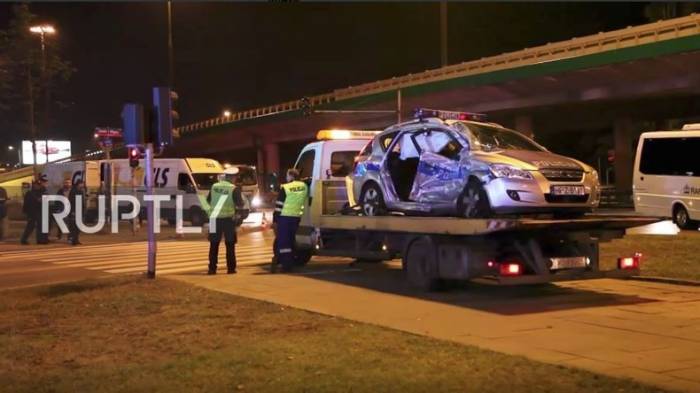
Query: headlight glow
[[489, 164, 534, 180]]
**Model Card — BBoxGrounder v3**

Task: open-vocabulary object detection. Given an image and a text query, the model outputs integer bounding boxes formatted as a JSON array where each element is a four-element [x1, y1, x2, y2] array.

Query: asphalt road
[[0, 225, 272, 290]]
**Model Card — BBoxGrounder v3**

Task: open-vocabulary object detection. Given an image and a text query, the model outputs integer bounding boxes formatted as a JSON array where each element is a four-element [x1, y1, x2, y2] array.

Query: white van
[[104, 158, 225, 226], [633, 123, 700, 229], [42, 161, 101, 220]]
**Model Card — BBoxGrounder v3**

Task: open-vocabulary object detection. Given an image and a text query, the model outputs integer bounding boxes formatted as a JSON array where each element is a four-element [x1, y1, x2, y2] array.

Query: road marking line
[[0, 242, 272, 262], [0, 239, 271, 258], [47, 248, 272, 266], [55, 249, 274, 268]]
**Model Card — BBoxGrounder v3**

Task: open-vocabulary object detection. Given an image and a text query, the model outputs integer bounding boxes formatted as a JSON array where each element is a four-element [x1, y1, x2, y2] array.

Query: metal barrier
[[175, 14, 700, 136]]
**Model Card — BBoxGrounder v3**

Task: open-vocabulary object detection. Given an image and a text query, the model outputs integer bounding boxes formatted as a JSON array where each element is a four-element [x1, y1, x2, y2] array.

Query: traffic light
[[152, 87, 178, 147], [128, 147, 141, 168], [122, 103, 145, 146], [301, 97, 312, 117]]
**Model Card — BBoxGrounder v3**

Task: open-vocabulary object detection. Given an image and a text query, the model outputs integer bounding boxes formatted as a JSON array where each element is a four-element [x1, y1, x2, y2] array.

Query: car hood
[[473, 149, 592, 172]]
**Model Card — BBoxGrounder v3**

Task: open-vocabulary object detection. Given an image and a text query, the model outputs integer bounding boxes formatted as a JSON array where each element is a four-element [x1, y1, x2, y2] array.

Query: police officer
[[271, 168, 309, 273], [206, 167, 245, 275], [53, 179, 71, 240], [67, 180, 85, 246], [20, 177, 49, 245]]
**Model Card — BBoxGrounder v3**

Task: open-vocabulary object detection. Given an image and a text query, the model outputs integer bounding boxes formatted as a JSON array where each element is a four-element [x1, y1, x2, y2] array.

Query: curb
[[626, 275, 700, 287]]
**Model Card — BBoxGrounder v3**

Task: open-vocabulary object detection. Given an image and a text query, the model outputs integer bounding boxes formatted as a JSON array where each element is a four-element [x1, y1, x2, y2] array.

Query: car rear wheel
[[457, 180, 492, 218], [673, 205, 698, 230], [359, 183, 386, 216]]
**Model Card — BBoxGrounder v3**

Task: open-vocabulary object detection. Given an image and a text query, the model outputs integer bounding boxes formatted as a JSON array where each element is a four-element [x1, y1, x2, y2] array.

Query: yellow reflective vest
[[280, 180, 308, 217]]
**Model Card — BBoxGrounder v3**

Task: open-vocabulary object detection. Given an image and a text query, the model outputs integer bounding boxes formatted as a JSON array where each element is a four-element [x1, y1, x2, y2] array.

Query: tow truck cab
[[292, 130, 653, 290]]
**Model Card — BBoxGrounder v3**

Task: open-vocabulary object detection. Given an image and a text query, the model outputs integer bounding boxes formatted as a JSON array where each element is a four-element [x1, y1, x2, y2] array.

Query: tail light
[[499, 262, 522, 276], [618, 253, 642, 270]]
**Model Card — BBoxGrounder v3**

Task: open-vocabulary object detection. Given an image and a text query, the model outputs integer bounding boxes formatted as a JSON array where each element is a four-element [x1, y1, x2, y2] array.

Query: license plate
[[550, 257, 588, 270], [551, 185, 585, 196]]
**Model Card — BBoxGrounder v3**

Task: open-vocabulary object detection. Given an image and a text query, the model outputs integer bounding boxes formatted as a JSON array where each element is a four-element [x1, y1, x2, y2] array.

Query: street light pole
[[439, 1, 448, 67], [30, 25, 56, 165], [167, 0, 174, 88], [26, 59, 38, 174]]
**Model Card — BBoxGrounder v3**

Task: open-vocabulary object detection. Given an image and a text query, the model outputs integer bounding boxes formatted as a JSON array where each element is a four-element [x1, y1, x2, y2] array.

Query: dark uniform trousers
[[208, 217, 237, 273], [274, 216, 301, 271]]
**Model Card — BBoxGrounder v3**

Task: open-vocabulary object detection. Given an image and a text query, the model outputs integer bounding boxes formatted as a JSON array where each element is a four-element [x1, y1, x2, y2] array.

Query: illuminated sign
[[21, 140, 72, 164]]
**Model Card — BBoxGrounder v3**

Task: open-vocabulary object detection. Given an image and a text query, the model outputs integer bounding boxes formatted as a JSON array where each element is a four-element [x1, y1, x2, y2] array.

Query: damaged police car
[[350, 109, 600, 218]]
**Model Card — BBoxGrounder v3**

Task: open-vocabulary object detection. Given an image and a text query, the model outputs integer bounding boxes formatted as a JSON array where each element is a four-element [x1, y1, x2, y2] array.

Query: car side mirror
[[185, 184, 197, 194]]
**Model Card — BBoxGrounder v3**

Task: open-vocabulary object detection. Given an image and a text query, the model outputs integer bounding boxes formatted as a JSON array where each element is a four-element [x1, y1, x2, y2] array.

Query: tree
[[0, 4, 74, 164]]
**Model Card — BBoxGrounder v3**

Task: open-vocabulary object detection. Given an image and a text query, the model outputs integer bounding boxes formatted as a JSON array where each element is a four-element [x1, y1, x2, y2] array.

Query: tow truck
[[292, 129, 657, 290]]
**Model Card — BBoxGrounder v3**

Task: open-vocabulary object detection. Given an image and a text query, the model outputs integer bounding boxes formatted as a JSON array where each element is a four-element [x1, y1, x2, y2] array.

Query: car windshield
[[191, 173, 220, 190], [458, 122, 544, 152], [235, 167, 257, 186]]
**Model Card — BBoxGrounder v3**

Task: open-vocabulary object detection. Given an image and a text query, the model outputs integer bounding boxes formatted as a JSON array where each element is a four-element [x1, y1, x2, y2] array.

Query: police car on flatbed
[[290, 120, 657, 291]]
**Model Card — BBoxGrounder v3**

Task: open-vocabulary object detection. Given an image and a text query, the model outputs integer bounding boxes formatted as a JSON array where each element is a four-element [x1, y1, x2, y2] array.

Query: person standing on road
[[0, 186, 8, 241], [53, 179, 71, 240], [67, 180, 85, 246], [271, 168, 308, 273], [20, 178, 49, 245], [206, 167, 245, 275]]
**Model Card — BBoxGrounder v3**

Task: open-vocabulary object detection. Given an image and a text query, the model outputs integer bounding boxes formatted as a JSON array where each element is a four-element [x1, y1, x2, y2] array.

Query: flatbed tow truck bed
[[298, 181, 659, 290], [316, 214, 658, 235]]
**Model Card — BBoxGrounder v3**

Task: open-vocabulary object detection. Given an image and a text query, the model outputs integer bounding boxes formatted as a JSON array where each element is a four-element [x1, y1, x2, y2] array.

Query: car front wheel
[[359, 183, 386, 216], [457, 180, 492, 218]]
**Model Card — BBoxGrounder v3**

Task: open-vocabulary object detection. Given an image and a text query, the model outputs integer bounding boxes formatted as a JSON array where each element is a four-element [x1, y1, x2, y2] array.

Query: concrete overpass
[[170, 14, 700, 194]]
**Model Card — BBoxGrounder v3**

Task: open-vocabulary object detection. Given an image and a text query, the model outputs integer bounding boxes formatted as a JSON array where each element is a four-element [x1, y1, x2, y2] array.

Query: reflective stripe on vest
[[209, 181, 236, 218], [280, 181, 308, 217]]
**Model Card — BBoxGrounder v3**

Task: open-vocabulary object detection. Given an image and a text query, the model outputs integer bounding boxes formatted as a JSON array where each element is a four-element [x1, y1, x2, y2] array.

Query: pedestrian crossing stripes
[[0, 235, 274, 276]]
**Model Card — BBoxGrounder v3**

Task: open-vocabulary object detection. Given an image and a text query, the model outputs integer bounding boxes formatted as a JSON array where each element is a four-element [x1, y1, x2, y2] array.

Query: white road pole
[[145, 143, 156, 279]]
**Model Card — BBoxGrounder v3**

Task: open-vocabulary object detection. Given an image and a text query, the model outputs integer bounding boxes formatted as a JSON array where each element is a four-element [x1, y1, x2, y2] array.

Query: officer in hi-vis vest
[[271, 168, 309, 273], [206, 167, 245, 275]]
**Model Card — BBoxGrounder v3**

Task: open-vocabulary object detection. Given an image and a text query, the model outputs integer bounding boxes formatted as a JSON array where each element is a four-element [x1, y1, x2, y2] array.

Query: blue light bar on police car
[[413, 108, 488, 122]]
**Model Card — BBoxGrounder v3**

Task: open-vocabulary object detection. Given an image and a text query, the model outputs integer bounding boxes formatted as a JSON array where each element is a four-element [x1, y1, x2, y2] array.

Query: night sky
[[0, 2, 649, 161]]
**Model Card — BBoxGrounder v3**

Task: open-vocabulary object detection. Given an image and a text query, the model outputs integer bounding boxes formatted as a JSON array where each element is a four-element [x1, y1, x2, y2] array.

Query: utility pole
[[26, 60, 38, 175], [30, 25, 56, 165], [440, 1, 448, 67], [167, 0, 174, 88], [397, 89, 402, 123]]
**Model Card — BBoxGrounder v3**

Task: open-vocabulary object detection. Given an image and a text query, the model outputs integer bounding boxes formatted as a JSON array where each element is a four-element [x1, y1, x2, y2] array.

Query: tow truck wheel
[[673, 205, 698, 230], [457, 180, 492, 218], [359, 182, 386, 216], [404, 236, 442, 291], [295, 249, 312, 266]]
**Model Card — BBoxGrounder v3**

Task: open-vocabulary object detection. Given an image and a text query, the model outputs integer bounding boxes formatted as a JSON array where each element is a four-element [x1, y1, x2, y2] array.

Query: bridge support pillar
[[613, 118, 634, 193], [514, 115, 535, 139], [257, 142, 280, 191]]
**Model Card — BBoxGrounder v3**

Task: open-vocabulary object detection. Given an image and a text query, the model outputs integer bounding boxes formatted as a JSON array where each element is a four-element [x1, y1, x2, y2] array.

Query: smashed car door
[[409, 129, 468, 204]]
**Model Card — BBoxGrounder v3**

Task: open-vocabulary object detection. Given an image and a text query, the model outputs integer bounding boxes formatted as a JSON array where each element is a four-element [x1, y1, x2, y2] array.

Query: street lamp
[[29, 25, 55, 35], [7, 146, 14, 151], [223, 110, 231, 118], [30, 24, 56, 166]]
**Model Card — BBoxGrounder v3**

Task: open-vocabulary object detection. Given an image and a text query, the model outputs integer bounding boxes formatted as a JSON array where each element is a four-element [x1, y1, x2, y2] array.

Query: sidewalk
[[172, 260, 700, 392]]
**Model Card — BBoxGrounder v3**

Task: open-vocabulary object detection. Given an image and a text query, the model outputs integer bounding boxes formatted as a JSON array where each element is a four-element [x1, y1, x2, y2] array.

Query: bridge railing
[[333, 13, 700, 99], [176, 13, 700, 136]]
